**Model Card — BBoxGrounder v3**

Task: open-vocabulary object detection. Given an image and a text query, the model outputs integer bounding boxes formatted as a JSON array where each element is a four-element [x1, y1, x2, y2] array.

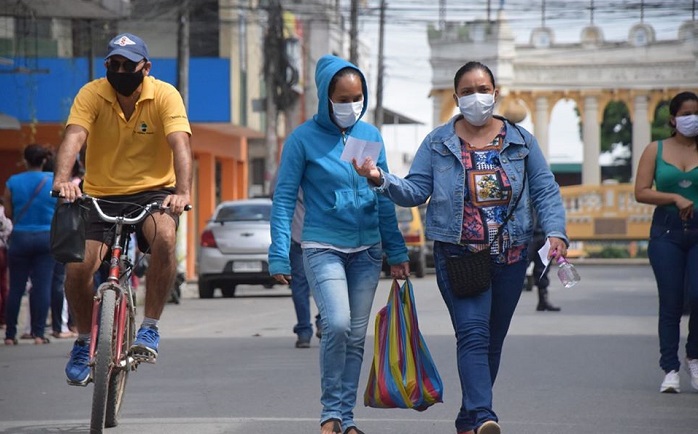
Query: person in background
[[270, 173, 317, 348], [528, 215, 560, 312], [3, 144, 57, 345], [634, 90, 698, 394], [52, 32, 192, 386], [0, 198, 12, 329], [354, 61, 568, 434], [269, 54, 409, 434]]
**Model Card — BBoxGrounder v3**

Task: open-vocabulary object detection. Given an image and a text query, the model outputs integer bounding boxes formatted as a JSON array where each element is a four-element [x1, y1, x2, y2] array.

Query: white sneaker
[[685, 358, 698, 391], [660, 370, 680, 393], [478, 421, 501, 434]]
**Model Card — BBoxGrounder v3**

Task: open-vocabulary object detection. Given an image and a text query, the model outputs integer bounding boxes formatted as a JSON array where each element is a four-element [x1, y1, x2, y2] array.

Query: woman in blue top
[[635, 91, 698, 394], [354, 61, 569, 434], [3, 144, 57, 345], [269, 55, 409, 434]]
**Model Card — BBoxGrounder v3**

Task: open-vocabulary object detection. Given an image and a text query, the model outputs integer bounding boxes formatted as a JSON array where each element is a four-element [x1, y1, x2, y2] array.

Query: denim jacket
[[379, 115, 569, 247]]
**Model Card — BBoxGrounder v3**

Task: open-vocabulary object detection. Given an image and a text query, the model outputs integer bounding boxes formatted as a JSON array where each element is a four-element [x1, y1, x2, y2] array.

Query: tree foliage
[[652, 101, 672, 141], [600, 101, 632, 153]]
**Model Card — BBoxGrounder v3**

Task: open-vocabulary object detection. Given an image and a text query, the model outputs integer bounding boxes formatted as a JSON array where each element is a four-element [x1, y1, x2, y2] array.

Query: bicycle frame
[[87, 217, 136, 371]]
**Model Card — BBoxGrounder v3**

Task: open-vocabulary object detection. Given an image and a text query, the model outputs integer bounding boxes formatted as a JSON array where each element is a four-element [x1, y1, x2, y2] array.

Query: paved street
[[1, 264, 697, 433]]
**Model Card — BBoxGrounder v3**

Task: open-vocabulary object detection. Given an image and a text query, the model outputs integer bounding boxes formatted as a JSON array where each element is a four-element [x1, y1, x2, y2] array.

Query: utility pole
[[439, 0, 445, 30], [349, 0, 359, 64], [177, 0, 190, 109], [375, 0, 386, 131], [263, 0, 282, 195], [238, 2, 248, 125]]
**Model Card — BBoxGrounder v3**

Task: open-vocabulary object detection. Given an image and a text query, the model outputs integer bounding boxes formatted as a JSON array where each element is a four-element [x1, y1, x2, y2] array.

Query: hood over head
[[314, 54, 368, 131]]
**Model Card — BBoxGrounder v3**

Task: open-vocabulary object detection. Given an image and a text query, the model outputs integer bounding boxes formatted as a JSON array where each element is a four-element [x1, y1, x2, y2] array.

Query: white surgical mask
[[330, 99, 363, 129], [675, 114, 698, 138], [457, 92, 495, 126]]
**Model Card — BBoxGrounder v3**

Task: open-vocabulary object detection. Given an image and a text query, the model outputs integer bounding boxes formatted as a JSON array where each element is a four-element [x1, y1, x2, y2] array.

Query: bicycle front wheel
[[105, 289, 135, 428], [90, 288, 116, 434]]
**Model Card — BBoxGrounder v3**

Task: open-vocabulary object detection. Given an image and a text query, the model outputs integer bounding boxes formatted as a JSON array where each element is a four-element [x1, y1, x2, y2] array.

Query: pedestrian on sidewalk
[[353, 61, 569, 434], [634, 90, 698, 394], [3, 144, 57, 346], [270, 172, 318, 348], [269, 54, 409, 434]]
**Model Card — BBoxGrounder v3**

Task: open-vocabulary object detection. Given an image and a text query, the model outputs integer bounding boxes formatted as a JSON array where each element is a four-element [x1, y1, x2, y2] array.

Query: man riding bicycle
[[52, 33, 192, 386]]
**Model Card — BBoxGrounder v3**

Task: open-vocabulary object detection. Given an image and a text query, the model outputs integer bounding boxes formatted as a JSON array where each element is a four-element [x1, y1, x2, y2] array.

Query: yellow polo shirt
[[66, 76, 192, 196]]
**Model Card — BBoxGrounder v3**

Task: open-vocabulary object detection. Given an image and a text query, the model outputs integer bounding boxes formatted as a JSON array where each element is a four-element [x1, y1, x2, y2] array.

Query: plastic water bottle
[[557, 257, 581, 288]]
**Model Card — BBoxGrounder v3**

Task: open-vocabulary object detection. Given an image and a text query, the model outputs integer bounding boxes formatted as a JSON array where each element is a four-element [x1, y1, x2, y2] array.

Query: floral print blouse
[[459, 125, 528, 264]]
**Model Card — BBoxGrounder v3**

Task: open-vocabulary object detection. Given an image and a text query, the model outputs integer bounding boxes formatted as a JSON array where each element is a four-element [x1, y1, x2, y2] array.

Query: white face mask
[[675, 114, 698, 138], [457, 92, 495, 126], [330, 99, 363, 128]]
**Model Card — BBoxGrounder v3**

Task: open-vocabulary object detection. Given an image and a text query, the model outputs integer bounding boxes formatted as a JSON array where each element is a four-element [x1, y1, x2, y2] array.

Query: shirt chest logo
[[135, 121, 154, 135]]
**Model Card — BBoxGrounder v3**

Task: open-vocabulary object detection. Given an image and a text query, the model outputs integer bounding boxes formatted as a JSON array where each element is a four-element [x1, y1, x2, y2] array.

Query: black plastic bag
[[50, 201, 88, 263]]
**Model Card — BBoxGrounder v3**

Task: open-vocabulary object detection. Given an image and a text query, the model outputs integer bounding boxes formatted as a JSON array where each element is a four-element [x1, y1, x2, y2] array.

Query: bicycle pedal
[[129, 348, 157, 364], [117, 355, 137, 369]]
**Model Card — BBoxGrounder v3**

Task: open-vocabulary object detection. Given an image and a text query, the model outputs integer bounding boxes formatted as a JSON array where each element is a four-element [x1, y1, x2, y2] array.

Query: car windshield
[[395, 206, 413, 223], [215, 204, 271, 222]]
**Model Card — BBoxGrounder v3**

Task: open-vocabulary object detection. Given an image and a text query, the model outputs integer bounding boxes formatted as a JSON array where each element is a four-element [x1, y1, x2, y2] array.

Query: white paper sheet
[[537, 238, 552, 279], [340, 136, 382, 165]]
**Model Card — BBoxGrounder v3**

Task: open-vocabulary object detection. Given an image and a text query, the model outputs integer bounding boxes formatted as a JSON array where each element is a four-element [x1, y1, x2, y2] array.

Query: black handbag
[[50, 201, 88, 263], [445, 245, 493, 297]]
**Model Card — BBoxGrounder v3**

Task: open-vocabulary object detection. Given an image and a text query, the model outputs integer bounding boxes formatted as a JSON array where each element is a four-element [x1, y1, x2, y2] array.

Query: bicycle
[[52, 192, 188, 433]]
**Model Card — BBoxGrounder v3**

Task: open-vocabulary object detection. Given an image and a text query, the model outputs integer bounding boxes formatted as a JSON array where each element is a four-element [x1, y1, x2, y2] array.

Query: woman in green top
[[635, 91, 698, 394]]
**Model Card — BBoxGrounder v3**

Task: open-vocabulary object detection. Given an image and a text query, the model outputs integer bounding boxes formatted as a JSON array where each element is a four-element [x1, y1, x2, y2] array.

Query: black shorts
[[85, 188, 178, 256]]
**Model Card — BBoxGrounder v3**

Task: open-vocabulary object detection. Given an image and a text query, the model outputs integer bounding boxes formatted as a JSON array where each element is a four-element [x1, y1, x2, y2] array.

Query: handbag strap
[[13, 175, 48, 225], [487, 121, 529, 248]]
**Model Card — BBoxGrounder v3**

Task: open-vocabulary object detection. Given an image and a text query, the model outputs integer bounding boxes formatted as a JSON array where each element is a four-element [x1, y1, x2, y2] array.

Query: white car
[[197, 198, 277, 298]]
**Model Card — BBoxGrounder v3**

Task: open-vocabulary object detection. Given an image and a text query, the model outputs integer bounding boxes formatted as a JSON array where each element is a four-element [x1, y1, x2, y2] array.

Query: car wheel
[[221, 284, 237, 298], [198, 278, 214, 299]]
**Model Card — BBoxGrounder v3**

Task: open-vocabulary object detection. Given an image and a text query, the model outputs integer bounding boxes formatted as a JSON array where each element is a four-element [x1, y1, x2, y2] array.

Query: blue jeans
[[290, 241, 312, 339], [51, 261, 67, 334], [303, 244, 382, 429], [434, 241, 527, 433], [647, 207, 698, 373], [5, 231, 55, 340]]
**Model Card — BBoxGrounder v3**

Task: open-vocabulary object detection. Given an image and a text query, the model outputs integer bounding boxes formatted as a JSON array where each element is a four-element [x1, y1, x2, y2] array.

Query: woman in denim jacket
[[354, 61, 569, 434]]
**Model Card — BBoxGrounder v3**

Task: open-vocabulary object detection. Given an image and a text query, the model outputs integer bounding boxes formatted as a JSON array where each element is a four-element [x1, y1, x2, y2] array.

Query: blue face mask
[[330, 99, 363, 128]]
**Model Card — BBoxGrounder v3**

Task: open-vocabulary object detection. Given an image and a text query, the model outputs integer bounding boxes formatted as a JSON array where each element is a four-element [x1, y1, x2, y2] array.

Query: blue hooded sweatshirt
[[268, 55, 408, 276]]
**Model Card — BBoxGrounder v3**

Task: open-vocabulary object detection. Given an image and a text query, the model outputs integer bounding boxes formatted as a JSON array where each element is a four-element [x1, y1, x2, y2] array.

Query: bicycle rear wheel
[[105, 289, 135, 428], [90, 288, 116, 434]]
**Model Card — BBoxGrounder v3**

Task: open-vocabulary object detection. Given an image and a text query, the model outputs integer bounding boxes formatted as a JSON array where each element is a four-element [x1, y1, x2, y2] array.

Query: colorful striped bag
[[364, 278, 443, 411]]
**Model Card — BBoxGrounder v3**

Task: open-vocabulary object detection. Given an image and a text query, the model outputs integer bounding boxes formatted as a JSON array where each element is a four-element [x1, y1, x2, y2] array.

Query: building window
[[251, 158, 264, 186]]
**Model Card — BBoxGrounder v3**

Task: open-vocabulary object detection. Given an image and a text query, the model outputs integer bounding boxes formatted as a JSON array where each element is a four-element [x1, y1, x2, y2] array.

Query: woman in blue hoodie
[[269, 55, 410, 434], [354, 61, 569, 434]]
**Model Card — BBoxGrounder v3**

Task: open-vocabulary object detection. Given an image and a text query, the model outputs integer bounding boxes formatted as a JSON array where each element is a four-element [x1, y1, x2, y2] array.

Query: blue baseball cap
[[105, 33, 149, 62]]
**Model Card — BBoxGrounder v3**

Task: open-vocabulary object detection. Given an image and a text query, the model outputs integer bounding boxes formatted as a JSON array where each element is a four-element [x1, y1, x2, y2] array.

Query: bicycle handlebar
[[50, 190, 191, 225]]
